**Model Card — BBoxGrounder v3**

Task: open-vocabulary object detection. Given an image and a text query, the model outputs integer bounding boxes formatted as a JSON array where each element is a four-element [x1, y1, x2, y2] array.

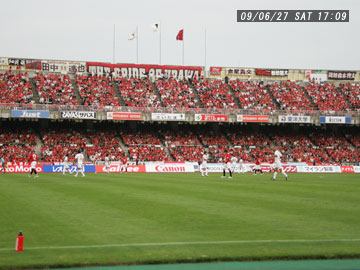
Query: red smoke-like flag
[[176, 29, 184, 41]]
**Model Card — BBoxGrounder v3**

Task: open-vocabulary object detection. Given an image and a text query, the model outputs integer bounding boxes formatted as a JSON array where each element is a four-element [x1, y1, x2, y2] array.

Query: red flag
[[176, 29, 183, 41]]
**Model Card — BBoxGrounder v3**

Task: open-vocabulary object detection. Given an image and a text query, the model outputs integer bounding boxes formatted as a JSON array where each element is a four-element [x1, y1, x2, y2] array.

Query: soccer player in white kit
[[74, 149, 85, 177], [230, 156, 238, 173], [200, 151, 209, 176], [63, 155, 72, 175], [272, 149, 288, 181], [104, 156, 110, 173]]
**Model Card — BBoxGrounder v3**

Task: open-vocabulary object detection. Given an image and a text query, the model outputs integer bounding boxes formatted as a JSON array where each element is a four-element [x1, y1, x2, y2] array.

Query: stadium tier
[[1, 122, 360, 165]]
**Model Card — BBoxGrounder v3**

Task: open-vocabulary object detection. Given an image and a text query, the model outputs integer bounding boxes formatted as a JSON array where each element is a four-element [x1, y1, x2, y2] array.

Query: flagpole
[[204, 28, 207, 72], [136, 25, 139, 64], [159, 22, 162, 65], [182, 30, 184, 66], [113, 24, 116, 64]]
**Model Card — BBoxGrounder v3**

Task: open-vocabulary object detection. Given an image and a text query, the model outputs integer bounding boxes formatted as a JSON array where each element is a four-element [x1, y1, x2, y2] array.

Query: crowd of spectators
[[0, 71, 33, 104], [34, 73, 78, 105], [340, 82, 360, 111]]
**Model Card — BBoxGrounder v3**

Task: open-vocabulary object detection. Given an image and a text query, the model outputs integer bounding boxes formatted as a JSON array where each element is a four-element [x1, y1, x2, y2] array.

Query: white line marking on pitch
[[1, 239, 360, 252]]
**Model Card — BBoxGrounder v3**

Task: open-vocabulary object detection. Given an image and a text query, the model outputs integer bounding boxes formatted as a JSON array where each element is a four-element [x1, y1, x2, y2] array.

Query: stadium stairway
[[188, 80, 205, 108], [157, 132, 176, 161], [111, 81, 126, 106], [265, 84, 281, 110], [151, 82, 166, 107], [301, 86, 319, 110], [70, 75, 84, 105], [29, 77, 40, 104], [226, 83, 242, 109], [116, 135, 130, 157], [34, 131, 44, 159]]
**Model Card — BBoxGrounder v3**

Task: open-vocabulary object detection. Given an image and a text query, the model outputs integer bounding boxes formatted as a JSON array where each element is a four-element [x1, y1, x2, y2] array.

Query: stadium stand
[[340, 82, 360, 111], [34, 73, 78, 105], [0, 71, 33, 104]]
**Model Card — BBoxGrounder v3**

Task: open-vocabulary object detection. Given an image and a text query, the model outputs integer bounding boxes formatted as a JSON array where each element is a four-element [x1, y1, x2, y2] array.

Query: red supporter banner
[[87, 62, 202, 80], [107, 112, 142, 120], [95, 165, 145, 173], [194, 114, 228, 122], [237, 115, 270, 123], [5, 165, 43, 173], [340, 166, 355, 173], [25, 61, 42, 70], [210, 67, 222, 76]]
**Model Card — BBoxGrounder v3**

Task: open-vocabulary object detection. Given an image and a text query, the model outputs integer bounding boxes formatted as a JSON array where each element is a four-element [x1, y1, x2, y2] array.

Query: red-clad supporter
[[0, 71, 33, 104], [193, 79, 237, 109], [34, 73, 78, 105], [156, 78, 198, 108], [269, 81, 313, 111], [116, 78, 161, 107], [305, 82, 350, 112], [230, 80, 275, 111], [76, 75, 119, 106]]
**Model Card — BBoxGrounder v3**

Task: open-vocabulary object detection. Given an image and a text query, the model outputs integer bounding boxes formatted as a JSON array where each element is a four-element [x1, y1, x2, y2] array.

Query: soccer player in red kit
[[222, 150, 233, 179], [28, 152, 39, 178], [253, 156, 263, 175], [121, 156, 128, 173]]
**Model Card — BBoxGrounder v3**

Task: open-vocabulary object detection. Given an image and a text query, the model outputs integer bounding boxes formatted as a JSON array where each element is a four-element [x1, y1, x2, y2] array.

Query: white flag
[[152, 23, 160, 32], [128, 32, 136, 40]]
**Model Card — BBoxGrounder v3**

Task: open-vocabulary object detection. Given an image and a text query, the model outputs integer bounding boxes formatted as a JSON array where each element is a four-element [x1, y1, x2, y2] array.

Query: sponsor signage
[[5, 165, 43, 173], [328, 71, 356, 80], [41, 60, 86, 74], [226, 68, 253, 76], [194, 114, 228, 122], [320, 116, 351, 124], [340, 166, 355, 173], [43, 165, 96, 173], [353, 166, 360, 173], [11, 110, 50, 119], [297, 166, 341, 173], [210, 67, 222, 76], [278, 115, 311, 123], [237, 115, 269, 123], [95, 165, 146, 173], [61, 111, 96, 119], [145, 163, 196, 173], [151, 113, 185, 121], [8, 58, 38, 66], [87, 62, 202, 80], [107, 112, 142, 120], [255, 69, 289, 76]]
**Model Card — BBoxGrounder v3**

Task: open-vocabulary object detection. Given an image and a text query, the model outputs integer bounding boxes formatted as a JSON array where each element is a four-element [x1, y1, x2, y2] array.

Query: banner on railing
[[5, 165, 43, 173], [237, 115, 269, 123], [145, 163, 196, 173], [61, 111, 96, 119], [151, 113, 185, 121], [0, 57, 8, 65], [8, 58, 38, 67], [194, 114, 228, 122], [11, 110, 50, 119], [354, 166, 360, 173], [95, 165, 146, 173], [210, 67, 222, 76], [87, 62, 202, 80], [226, 68, 253, 76], [255, 69, 289, 76], [43, 165, 96, 173], [41, 60, 86, 74], [278, 115, 311, 123], [328, 71, 356, 80], [320, 116, 351, 124], [107, 112, 142, 120]]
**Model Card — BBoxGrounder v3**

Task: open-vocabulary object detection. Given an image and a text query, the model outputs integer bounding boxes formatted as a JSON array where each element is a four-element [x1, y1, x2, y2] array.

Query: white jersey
[[202, 154, 209, 164], [231, 156, 238, 164], [75, 153, 84, 166], [274, 150, 282, 163], [105, 157, 110, 167], [63, 156, 69, 167]]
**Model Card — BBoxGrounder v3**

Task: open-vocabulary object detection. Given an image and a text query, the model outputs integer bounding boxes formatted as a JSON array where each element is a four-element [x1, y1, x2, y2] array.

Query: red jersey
[[224, 154, 231, 163], [29, 153, 38, 162], [122, 157, 128, 164], [255, 158, 261, 166]]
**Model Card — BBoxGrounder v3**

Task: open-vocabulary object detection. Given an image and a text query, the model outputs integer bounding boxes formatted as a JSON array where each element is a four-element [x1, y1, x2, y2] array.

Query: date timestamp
[[237, 10, 349, 22]]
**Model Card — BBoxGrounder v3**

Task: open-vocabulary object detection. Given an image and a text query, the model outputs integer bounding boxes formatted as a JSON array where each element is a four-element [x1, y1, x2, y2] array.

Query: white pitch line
[[1, 238, 360, 252]]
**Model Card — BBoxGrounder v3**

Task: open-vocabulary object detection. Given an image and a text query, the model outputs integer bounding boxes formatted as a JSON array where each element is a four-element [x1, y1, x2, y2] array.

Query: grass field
[[0, 172, 359, 269]]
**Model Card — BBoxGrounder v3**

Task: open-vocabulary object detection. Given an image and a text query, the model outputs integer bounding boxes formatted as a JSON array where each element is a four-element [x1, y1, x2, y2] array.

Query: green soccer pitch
[[0, 172, 359, 269]]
